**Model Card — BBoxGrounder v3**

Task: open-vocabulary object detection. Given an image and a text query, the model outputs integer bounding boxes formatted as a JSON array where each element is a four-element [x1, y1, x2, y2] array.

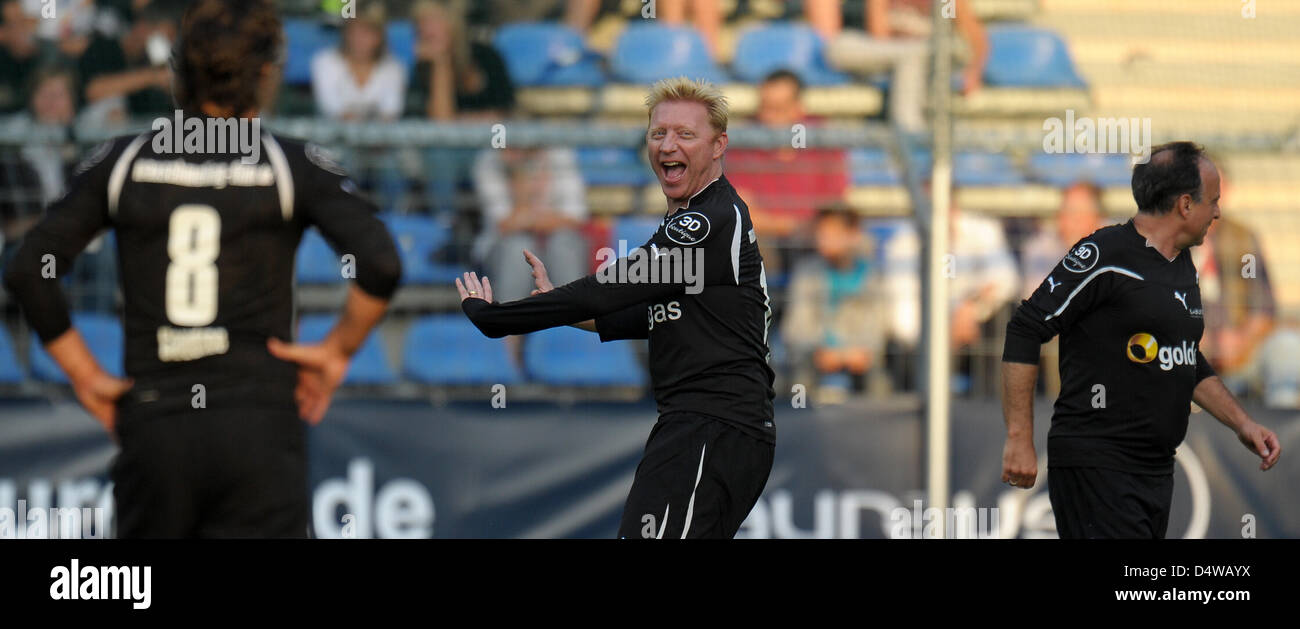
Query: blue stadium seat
[[731, 23, 848, 86], [283, 19, 339, 86], [1028, 152, 1133, 187], [523, 326, 646, 387], [494, 22, 607, 87], [611, 215, 663, 251], [381, 213, 461, 284], [611, 23, 728, 84], [577, 147, 652, 187], [386, 20, 416, 71], [296, 227, 345, 284], [954, 152, 1025, 186], [29, 313, 123, 383], [848, 147, 901, 186], [0, 325, 24, 383], [984, 25, 1086, 88], [297, 314, 397, 385], [402, 315, 523, 385]]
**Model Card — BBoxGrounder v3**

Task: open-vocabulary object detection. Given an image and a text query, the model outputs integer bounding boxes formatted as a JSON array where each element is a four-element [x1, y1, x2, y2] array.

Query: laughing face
[[647, 100, 727, 210]]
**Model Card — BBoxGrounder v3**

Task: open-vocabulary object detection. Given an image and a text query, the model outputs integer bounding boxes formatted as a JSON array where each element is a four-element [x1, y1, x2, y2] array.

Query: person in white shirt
[[310, 4, 407, 121]]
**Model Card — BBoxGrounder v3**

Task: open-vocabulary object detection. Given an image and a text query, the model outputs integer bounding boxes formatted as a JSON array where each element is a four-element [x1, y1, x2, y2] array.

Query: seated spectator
[[877, 192, 1019, 384], [808, 0, 987, 132], [407, 0, 513, 121], [471, 144, 588, 303], [311, 3, 407, 121], [1, 64, 113, 311], [727, 70, 849, 242], [1019, 181, 1106, 299], [75, 0, 178, 124], [1192, 170, 1277, 401], [0, 0, 47, 114], [781, 206, 887, 400], [1, 66, 79, 249]]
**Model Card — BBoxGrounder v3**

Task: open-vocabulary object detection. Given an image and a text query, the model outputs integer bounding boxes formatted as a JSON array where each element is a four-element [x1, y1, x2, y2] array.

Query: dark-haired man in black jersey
[[1000, 141, 1281, 538]]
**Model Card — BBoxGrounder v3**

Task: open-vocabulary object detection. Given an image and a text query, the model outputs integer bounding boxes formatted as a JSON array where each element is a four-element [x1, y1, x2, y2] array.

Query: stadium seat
[[1028, 152, 1133, 187], [381, 213, 462, 284], [848, 148, 902, 186], [283, 19, 338, 86], [984, 25, 1086, 88], [731, 23, 849, 86], [954, 152, 1026, 187], [296, 314, 397, 385], [523, 326, 646, 387], [386, 20, 416, 71], [611, 215, 663, 250], [402, 315, 523, 385], [494, 22, 607, 87], [611, 23, 728, 84], [0, 325, 24, 384], [577, 147, 652, 187], [296, 227, 345, 284], [29, 313, 123, 383]]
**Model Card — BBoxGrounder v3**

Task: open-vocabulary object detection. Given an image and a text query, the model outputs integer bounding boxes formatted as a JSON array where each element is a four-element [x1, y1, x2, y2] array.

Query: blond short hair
[[645, 77, 729, 134]]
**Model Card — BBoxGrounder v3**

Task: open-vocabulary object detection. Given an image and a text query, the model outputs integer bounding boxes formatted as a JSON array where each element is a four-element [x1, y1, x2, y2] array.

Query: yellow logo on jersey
[[1126, 333, 1158, 364]]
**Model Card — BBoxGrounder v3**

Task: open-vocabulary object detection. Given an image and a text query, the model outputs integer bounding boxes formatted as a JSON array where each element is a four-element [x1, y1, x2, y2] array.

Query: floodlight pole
[[925, 0, 955, 539]]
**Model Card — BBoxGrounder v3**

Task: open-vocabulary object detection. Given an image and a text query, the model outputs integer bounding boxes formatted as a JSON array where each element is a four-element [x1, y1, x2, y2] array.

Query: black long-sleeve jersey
[[3, 128, 402, 417], [462, 175, 776, 442], [1003, 218, 1216, 474]]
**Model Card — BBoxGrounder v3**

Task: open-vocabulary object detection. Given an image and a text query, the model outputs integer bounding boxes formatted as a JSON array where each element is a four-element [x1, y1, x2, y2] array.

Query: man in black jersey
[[455, 77, 775, 539], [1000, 142, 1280, 539], [2, 0, 402, 537]]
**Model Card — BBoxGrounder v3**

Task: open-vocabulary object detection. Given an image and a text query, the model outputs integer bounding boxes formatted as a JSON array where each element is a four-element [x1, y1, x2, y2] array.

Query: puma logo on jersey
[[1046, 276, 1061, 293], [1173, 290, 1189, 311]]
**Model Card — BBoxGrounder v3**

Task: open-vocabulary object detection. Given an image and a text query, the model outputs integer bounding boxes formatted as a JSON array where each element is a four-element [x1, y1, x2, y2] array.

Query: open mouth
[[661, 161, 686, 184]]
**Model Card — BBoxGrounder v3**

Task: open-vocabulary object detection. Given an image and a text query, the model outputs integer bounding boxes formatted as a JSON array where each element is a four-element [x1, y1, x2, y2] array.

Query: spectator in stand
[[408, 0, 515, 215], [311, 2, 407, 121], [781, 206, 887, 400], [877, 190, 1018, 393], [407, 0, 514, 121], [807, 0, 988, 132], [1, 66, 80, 249], [312, 3, 409, 210], [74, 0, 178, 125], [0, 0, 49, 114], [1192, 169, 1277, 401], [471, 143, 588, 304], [1, 63, 114, 310], [726, 70, 848, 273], [1019, 181, 1107, 299]]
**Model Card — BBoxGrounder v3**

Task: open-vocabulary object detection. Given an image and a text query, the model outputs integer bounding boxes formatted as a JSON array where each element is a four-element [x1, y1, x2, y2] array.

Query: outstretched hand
[[455, 271, 493, 303], [524, 249, 554, 295]]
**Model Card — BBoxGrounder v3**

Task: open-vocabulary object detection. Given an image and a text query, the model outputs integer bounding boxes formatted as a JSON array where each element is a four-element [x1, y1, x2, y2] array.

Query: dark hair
[[1131, 141, 1207, 214], [172, 0, 283, 115], [816, 203, 859, 228], [761, 68, 803, 95]]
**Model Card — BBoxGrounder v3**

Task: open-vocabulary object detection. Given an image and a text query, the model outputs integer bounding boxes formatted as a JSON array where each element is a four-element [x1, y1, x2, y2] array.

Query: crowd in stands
[[0, 0, 1293, 407]]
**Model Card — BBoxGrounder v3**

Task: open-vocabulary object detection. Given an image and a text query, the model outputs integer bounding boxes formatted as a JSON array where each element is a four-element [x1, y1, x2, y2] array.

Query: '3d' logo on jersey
[[664, 211, 711, 246], [1063, 242, 1099, 273], [1126, 333, 1197, 371]]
